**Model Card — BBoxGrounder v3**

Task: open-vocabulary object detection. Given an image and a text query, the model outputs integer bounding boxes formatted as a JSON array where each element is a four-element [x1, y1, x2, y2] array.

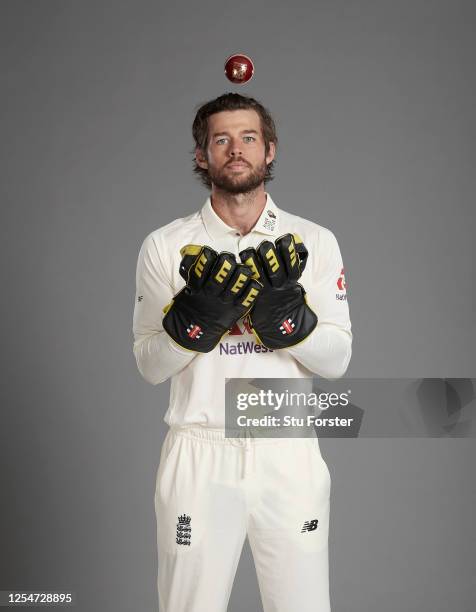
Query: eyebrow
[[212, 129, 259, 138]]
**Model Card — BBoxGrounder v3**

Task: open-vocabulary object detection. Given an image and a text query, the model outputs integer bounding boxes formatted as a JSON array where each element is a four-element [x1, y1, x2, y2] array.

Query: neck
[[210, 185, 267, 236]]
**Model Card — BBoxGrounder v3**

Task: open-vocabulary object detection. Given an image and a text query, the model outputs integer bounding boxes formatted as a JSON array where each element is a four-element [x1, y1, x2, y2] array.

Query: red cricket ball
[[224, 54, 254, 84]]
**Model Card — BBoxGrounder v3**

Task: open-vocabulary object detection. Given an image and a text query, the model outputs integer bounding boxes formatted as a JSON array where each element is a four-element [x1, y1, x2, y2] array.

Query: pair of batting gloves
[[162, 234, 318, 353]]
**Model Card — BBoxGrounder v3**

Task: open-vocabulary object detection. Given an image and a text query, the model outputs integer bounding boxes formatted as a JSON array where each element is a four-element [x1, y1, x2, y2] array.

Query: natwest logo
[[337, 268, 347, 291]]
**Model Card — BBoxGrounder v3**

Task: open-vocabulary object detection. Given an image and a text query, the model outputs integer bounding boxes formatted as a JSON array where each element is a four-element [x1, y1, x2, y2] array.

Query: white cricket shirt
[[132, 193, 352, 428]]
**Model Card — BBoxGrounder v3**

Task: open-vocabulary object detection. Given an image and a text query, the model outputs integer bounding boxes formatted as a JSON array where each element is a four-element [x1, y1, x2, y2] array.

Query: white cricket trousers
[[154, 426, 331, 612]]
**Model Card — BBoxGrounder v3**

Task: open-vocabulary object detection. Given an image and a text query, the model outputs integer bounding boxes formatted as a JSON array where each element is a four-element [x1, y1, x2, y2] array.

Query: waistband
[[169, 424, 318, 446]]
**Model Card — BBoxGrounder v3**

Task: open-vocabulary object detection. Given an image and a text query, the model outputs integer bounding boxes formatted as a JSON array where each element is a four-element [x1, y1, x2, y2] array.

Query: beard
[[207, 158, 268, 194]]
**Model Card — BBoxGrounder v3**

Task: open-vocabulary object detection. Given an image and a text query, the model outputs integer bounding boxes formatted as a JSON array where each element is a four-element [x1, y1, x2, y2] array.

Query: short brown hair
[[192, 92, 278, 189]]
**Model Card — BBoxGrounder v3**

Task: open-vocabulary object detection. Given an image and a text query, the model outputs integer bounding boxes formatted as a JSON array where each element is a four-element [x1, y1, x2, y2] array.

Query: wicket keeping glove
[[162, 245, 262, 353], [239, 234, 318, 350]]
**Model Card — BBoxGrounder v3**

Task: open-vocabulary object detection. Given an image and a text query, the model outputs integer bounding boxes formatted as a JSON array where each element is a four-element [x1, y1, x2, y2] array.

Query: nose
[[228, 138, 243, 157]]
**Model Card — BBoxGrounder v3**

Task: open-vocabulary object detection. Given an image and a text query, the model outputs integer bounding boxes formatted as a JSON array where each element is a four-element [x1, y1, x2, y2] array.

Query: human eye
[[243, 135, 256, 143], [216, 137, 228, 145]]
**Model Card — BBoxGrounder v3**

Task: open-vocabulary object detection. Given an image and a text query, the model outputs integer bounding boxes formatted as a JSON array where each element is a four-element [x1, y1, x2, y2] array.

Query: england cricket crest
[[176, 514, 192, 546]]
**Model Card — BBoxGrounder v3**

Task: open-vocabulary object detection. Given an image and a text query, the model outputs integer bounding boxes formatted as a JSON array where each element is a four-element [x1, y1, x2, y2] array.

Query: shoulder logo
[[337, 268, 347, 291], [301, 518, 319, 533]]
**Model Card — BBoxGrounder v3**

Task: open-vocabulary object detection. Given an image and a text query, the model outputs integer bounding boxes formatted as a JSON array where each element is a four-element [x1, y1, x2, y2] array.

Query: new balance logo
[[301, 519, 319, 533], [280, 318, 295, 335], [187, 324, 203, 339], [176, 514, 192, 546]]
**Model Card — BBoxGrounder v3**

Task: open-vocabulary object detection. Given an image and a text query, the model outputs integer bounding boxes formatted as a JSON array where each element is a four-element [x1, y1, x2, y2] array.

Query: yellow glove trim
[[179, 244, 202, 257], [162, 300, 174, 315]]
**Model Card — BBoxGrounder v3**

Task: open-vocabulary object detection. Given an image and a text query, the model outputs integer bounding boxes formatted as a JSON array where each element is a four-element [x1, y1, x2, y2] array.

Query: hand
[[239, 234, 317, 349], [162, 244, 262, 353]]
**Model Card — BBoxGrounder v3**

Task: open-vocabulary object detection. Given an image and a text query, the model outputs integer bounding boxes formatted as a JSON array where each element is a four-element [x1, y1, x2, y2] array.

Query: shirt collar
[[201, 193, 280, 240]]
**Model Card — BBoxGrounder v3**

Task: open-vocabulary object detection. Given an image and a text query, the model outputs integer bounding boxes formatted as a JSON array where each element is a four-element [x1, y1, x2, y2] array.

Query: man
[[133, 93, 352, 612]]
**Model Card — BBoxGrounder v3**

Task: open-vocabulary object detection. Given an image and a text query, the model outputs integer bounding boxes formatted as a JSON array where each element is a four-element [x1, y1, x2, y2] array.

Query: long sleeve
[[287, 228, 352, 379], [132, 232, 197, 385]]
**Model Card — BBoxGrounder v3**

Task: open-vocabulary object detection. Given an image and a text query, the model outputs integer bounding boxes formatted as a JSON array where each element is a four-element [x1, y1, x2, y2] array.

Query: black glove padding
[[163, 244, 262, 353], [239, 233, 317, 350]]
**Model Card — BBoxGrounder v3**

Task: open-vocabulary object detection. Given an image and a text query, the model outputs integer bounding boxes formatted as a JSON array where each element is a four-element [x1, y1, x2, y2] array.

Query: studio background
[[1, 1, 475, 611]]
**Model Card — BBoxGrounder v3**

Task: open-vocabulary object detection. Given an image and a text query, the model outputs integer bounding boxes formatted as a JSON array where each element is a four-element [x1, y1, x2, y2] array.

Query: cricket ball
[[224, 54, 254, 84]]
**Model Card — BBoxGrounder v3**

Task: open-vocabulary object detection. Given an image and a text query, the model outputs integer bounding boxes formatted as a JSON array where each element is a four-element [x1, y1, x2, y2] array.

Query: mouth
[[226, 161, 249, 170]]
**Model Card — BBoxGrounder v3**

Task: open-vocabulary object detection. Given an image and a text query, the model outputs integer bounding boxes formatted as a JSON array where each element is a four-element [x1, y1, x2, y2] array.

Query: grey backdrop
[[1, 1, 475, 611]]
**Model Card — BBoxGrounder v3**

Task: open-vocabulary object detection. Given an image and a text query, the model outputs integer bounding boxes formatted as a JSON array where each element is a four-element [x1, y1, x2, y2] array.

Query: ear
[[266, 141, 276, 165], [195, 147, 208, 170]]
